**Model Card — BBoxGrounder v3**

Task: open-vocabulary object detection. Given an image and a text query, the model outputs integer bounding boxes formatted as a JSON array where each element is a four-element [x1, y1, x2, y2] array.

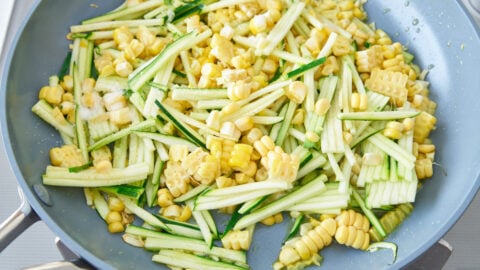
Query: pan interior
[[2, 0, 480, 269]]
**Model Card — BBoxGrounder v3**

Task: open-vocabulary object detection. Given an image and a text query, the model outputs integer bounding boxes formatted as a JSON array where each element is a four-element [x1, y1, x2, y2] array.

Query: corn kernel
[[115, 60, 133, 77], [108, 221, 125, 233], [286, 81, 307, 104], [113, 26, 133, 47], [221, 101, 240, 116], [60, 101, 75, 115], [418, 144, 435, 153], [157, 188, 174, 208], [216, 176, 235, 188], [162, 204, 183, 219], [201, 62, 222, 78], [106, 211, 123, 224], [169, 145, 189, 162], [234, 116, 254, 132], [249, 14, 267, 34], [61, 75, 74, 92], [235, 173, 254, 184], [229, 144, 253, 170], [206, 110, 222, 131], [262, 58, 278, 74], [291, 109, 305, 125], [109, 107, 132, 126], [220, 24, 235, 40], [108, 197, 125, 212], [314, 98, 330, 115], [305, 131, 320, 143], [246, 128, 264, 144], [220, 122, 242, 141]]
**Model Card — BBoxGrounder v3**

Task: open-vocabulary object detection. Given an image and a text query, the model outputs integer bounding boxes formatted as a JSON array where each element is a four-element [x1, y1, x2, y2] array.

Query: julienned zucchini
[[155, 100, 206, 148], [338, 111, 420, 121], [152, 214, 204, 239], [234, 175, 327, 230], [126, 225, 247, 264], [135, 131, 198, 151], [88, 119, 156, 151], [152, 250, 248, 270], [128, 30, 211, 92]]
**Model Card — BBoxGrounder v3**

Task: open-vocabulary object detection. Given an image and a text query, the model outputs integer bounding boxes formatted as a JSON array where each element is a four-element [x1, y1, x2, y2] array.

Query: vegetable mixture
[[32, 0, 437, 269]]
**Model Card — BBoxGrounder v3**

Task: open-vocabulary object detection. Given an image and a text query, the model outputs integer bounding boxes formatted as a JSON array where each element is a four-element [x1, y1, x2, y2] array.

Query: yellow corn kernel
[[318, 55, 340, 77], [255, 166, 268, 181], [216, 176, 235, 188], [106, 211, 123, 224], [147, 37, 168, 56], [227, 81, 252, 101], [62, 92, 74, 102], [206, 110, 222, 131], [239, 161, 257, 177], [169, 145, 189, 162], [113, 26, 133, 47], [162, 204, 183, 219], [220, 121, 242, 141], [49, 144, 85, 167], [109, 107, 132, 126], [314, 98, 330, 115], [201, 62, 222, 78], [402, 118, 415, 132], [234, 116, 254, 132], [157, 188, 174, 208], [277, 218, 336, 266], [235, 173, 254, 184], [250, 14, 267, 34], [229, 144, 253, 170], [221, 101, 240, 116], [262, 58, 278, 74], [221, 230, 251, 250], [135, 25, 155, 47], [103, 92, 127, 112], [245, 128, 264, 144], [210, 34, 235, 64], [413, 112, 437, 143], [305, 131, 320, 143], [418, 144, 435, 153], [107, 197, 125, 212], [94, 159, 112, 173], [44, 86, 65, 105], [351, 92, 368, 110], [355, 45, 384, 73], [291, 109, 305, 125], [194, 156, 219, 185], [415, 158, 433, 179], [61, 75, 74, 92], [108, 221, 125, 233], [332, 35, 352, 56], [261, 215, 276, 226], [335, 210, 370, 232], [115, 60, 133, 77], [60, 101, 75, 115], [286, 81, 307, 104], [365, 68, 408, 107], [220, 24, 235, 40], [335, 225, 370, 250], [177, 205, 192, 222], [305, 36, 320, 55]]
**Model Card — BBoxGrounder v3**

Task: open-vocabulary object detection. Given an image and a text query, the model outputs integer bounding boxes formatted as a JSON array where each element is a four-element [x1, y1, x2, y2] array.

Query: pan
[[1, 0, 480, 269]]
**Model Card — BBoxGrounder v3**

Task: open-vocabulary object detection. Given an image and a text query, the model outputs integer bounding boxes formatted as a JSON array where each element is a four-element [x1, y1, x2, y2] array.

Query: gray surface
[[0, 0, 480, 269]]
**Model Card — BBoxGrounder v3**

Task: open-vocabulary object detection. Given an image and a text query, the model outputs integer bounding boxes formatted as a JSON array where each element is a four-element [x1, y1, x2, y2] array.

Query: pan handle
[[0, 187, 40, 251]]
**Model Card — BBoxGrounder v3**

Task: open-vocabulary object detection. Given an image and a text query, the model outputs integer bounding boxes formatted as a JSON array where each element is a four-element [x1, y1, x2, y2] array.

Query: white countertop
[[0, 1, 479, 269]]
